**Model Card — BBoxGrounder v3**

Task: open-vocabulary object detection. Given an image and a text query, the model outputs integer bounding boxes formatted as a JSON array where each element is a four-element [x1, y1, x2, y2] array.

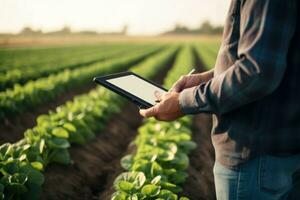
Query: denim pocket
[[259, 155, 292, 194]]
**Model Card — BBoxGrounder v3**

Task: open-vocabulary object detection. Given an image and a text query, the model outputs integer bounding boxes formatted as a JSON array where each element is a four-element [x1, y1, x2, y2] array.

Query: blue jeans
[[213, 154, 300, 200]]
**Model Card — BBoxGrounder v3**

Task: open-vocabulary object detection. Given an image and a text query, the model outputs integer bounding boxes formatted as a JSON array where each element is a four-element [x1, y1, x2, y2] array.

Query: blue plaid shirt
[[179, 0, 300, 167]]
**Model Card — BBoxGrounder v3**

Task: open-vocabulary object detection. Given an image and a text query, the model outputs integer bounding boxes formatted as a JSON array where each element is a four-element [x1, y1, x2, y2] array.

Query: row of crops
[[112, 46, 196, 200], [0, 44, 149, 90], [0, 42, 220, 200], [0, 45, 164, 120]]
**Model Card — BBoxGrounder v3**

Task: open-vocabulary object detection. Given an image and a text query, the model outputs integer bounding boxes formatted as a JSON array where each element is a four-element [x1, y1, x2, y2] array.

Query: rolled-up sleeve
[[179, 0, 297, 115]]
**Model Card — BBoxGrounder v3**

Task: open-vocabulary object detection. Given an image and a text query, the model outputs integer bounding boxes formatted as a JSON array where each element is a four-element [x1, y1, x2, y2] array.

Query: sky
[[0, 0, 230, 35]]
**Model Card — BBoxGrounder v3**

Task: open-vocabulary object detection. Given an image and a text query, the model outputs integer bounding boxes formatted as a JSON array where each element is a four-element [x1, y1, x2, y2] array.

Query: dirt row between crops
[[181, 114, 215, 200], [41, 53, 176, 200], [180, 49, 216, 200]]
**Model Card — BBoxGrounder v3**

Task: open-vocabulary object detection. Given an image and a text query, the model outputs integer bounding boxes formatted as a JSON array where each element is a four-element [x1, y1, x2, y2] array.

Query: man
[[139, 0, 300, 199]]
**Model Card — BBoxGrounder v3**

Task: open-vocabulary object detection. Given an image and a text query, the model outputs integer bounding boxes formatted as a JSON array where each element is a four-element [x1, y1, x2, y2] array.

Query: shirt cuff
[[179, 86, 199, 114]]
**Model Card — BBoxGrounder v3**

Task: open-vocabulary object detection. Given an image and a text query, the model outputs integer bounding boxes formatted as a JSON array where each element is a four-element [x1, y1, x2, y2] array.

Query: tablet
[[93, 71, 168, 109]]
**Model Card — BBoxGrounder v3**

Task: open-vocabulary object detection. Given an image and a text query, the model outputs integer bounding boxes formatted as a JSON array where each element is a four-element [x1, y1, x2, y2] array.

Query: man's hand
[[139, 91, 183, 121], [170, 70, 214, 93]]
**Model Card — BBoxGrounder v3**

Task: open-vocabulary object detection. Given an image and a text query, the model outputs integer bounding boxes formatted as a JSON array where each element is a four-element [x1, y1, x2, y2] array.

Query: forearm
[[180, 58, 282, 115], [198, 68, 214, 83], [184, 69, 214, 88]]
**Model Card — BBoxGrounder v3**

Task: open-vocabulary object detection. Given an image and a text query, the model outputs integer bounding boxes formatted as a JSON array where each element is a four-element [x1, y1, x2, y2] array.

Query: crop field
[[0, 39, 220, 200]]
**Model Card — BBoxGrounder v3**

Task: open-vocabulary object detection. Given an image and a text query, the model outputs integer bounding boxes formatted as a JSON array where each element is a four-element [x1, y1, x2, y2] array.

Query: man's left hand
[[139, 91, 184, 121]]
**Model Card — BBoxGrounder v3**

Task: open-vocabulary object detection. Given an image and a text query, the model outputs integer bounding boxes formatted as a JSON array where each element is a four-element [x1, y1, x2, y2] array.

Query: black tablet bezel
[[93, 71, 168, 109]]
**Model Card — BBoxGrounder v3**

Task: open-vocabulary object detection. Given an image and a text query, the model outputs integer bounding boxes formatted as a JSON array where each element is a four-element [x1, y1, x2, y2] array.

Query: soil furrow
[[181, 113, 215, 200], [180, 47, 215, 200]]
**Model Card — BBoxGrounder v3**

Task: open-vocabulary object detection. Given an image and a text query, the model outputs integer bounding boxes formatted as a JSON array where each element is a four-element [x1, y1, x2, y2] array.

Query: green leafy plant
[[0, 44, 142, 90]]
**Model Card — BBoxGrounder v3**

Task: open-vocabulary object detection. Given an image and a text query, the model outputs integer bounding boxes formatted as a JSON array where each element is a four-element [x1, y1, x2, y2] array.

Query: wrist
[[179, 87, 198, 114]]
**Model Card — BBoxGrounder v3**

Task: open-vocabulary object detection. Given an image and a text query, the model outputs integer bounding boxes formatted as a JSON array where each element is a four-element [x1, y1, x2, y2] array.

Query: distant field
[[0, 38, 220, 200], [0, 34, 221, 47]]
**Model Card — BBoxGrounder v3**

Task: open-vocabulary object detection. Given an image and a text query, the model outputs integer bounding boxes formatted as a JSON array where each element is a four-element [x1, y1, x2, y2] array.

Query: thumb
[[170, 83, 181, 93], [139, 106, 157, 118], [170, 76, 187, 92]]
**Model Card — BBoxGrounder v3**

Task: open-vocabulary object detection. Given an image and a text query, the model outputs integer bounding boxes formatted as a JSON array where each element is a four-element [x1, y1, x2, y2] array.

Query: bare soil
[[181, 114, 215, 200]]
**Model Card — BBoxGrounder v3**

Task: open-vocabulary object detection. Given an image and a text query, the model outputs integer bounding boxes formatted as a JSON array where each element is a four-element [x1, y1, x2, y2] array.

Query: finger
[[139, 106, 157, 118], [170, 76, 186, 92], [170, 87, 180, 93], [154, 90, 162, 102], [169, 82, 180, 92]]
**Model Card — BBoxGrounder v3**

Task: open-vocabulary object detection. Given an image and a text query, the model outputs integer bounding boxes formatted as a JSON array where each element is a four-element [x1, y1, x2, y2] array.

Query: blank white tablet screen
[[107, 75, 166, 105]]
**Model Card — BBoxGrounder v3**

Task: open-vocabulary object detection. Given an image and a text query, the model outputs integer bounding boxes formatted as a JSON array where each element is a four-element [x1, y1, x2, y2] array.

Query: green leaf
[[113, 172, 146, 190], [179, 141, 197, 152], [117, 181, 134, 192], [51, 127, 69, 138], [170, 153, 189, 170], [127, 194, 138, 200], [141, 184, 160, 197], [120, 155, 133, 170], [174, 122, 181, 129], [151, 175, 161, 185], [134, 172, 146, 189], [151, 162, 163, 177], [11, 173, 28, 185], [49, 149, 70, 165], [68, 131, 86, 145], [31, 162, 43, 171], [19, 154, 27, 161], [111, 191, 127, 200], [0, 143, 10, 157], [36, 115, 50, 125], [39, 139, 45, 154], [63, 123, 77, 132], [3, 160, 19, 174], [179, 197, 190, 200], [22, 182, 42, 200], [19, 164, 44, 186], [0, 183, 4, 193], [169, 171, 188, 184], [157, 189, 178, 200], [161, 182, 182, 193], [47, 138, 70, 149], [1, 173, 29, 195], [131, 159, 151, 173], [6, 182, 28, 195]]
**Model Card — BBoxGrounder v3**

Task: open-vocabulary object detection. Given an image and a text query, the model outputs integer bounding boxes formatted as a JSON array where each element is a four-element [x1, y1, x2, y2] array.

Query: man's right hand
[[169, 69, 214, 93]]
